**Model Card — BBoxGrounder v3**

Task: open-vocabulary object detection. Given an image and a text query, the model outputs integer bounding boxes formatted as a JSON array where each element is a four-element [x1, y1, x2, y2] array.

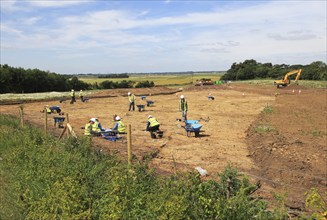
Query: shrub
[[135, 80, 155, 88], [0, 115, 286, 219]]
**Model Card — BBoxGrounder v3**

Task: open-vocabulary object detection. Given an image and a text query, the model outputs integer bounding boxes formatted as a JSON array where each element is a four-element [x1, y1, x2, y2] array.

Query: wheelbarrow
[[146, 100, 154, 107], [53, 116, 65, 128], [137, 104, 145, 112], [50, 106, 62, 113], [183, 120, 203, 137]]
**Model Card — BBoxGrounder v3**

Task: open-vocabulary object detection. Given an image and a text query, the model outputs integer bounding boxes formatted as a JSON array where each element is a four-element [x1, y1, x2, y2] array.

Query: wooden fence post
[[65, 113, 69, 137], [19, 105, 24, 127], [127, 124, 132, 165], [44, 107, 47, 134], [66, 113, 69, 123]]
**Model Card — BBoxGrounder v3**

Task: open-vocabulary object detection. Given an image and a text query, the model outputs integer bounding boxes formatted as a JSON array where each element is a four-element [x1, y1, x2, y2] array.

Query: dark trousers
[[80, 96, 84, 102], [148, 125, 160, 132], [129, 102, 135, 111], [182, 111, 187, 122], [70, 97, 76, 104]]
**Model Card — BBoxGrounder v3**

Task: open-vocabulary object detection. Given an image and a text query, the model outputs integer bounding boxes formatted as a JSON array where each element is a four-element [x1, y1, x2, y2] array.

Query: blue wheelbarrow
[[137, 104, 145, 112], [146, 100, 154, 107], [184, 120, 203, 137], [53, 116, 65, 128]]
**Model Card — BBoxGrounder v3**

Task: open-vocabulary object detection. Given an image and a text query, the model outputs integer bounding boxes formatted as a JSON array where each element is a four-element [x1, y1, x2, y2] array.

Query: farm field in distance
[[0, 80, 326, 210], [79, 73, 222, 86]]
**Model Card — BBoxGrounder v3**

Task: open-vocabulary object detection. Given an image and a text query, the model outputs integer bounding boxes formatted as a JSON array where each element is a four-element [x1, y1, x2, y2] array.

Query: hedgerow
[[0, 114, 285, 219]]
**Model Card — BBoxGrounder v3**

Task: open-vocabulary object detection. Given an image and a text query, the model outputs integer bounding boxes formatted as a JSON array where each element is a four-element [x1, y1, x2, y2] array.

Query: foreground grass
[[0, 114, 288, 219]]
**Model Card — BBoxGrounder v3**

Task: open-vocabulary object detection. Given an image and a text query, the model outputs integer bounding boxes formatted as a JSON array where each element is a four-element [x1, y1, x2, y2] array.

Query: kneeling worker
[[146, 115, 161, 138], [112, 116, 126, 133], [84, 118, 95, 136]]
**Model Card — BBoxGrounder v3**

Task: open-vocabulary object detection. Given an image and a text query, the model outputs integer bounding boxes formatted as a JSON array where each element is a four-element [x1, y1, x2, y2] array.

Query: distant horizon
[[1, 0, 326, 74]]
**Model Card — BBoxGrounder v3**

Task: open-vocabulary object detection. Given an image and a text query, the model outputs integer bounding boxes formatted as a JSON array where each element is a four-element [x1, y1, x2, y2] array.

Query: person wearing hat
[[128, 92, 135, 111], [179, 95, 188, 121], [84, 118, 95, 136], [146, 115, 160, 138], [79, 90, 85, 102], [94, 118, 105, 132], [112, 115, 126, 133], [70, 89, 76, 104]]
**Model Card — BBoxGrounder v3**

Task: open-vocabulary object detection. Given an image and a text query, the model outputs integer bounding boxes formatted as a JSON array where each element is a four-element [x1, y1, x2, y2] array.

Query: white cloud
[[0, 0, 326, 73]]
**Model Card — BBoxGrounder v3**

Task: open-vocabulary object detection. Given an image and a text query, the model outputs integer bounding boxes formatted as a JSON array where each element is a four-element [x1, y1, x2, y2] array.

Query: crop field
[[0, 81, 326, 210], [79, 73, 222, 86]]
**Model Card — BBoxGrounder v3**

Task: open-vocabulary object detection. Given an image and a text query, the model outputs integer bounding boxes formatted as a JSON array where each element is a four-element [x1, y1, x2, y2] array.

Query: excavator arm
[[274, 69, 302, 88]]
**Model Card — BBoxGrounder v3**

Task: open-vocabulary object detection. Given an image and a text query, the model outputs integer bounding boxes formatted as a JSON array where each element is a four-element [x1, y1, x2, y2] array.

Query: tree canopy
[[221, 60, 327, 81], [0, 64, 90, 93]]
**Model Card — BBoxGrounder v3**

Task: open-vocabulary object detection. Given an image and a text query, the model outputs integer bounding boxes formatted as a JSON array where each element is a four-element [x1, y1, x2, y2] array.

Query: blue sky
[[1, 0, 326, 74]]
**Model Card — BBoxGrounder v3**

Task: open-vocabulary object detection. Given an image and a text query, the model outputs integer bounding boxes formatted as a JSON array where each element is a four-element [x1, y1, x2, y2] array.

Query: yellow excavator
[[274, 69, 302, 88]]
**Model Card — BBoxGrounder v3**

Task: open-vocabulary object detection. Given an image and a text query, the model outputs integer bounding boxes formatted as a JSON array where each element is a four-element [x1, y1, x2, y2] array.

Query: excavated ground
[[0, 83, 326, 210]]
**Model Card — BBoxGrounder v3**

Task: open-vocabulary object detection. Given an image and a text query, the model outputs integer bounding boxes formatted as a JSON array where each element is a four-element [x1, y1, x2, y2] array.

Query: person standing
[[79, 90, 85, 102], [128, 92, 135, 111], [70, 89, 76, 104], [179, 95, 188, 121]]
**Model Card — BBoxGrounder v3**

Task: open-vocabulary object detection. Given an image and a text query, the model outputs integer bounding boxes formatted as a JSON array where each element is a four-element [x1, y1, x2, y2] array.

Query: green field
[[236, 79, 327, 88], [79, 73, 222, 86], [1, 75, 325, 102]]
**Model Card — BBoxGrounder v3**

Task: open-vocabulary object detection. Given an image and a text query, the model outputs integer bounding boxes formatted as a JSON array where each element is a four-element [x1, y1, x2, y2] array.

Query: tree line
[[98, 73, 129, 78], [0, 64, 154, 94], [221, 60, 327, 81]]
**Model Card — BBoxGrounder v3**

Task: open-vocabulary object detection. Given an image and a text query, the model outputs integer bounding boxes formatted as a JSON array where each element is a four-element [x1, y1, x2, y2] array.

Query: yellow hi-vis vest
[[92, 121, 101, 132], [148, 117, 160, 127], [71, 91, 75, 97], [79, 91, 84, 97], [128, 94, 135, 102], [84, 123, 92, 136], [45, 106, 51, 113], [117, 120, 126, 133]]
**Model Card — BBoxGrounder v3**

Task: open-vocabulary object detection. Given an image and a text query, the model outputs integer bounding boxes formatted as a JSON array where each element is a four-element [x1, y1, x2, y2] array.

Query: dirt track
[[0, 84, 326, 209]]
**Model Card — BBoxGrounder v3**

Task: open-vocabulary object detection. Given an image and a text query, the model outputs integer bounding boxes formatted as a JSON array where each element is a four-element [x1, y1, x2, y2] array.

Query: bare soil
[[1, 84, 326, 210]]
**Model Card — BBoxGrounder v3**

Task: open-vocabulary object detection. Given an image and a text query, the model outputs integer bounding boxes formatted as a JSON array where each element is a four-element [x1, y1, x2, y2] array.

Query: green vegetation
[[305, 188, 327, 219], [221, 60, 327, 81], [255, 124, 276, 133], [1, 114, 286, 219], [300, 129, 327, 137], [0, 64, 90, 93], [98, 73, 129, 78], [80, 73, 221, 87], [263, 104, 273, 114], [231, 79, 327, 88]]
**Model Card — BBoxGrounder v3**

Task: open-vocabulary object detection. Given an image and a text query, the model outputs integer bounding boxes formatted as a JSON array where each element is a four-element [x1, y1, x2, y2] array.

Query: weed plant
[[1, 114, 285, 219]]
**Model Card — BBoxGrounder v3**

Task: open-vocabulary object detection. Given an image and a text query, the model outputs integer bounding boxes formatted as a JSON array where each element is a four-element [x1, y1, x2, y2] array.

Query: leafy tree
[[135, 80, 155, 88], [221, 60, 326, 81]]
